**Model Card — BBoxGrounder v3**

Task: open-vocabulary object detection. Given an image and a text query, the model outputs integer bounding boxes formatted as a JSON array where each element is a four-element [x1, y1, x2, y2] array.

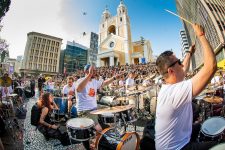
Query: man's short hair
[[67, 76, 74, 82], [156, 51, 174, 76]]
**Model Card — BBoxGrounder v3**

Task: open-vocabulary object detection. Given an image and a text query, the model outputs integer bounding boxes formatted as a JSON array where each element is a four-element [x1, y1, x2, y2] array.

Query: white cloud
[[1, 0, 99, 58]]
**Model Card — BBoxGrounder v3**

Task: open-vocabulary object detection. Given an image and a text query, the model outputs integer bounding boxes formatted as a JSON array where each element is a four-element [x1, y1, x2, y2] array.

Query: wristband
[[185, 51, 192, 56], [199, 32, 205, 36]]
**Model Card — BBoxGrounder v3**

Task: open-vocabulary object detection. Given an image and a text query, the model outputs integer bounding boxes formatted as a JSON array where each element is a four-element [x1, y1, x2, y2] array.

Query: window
[[44, 58, 47, 63], [56, 42, 59, 46], [47, 40, 51, 44], [54, 54, 57, 58], [30, 56, 33, 61], [55, 48, 58, 53], [120, 17, 122, 22], [51, 47, 54, 51], [38, 64, 42, 70], [52, 41, 55, 45], [43, 39, 46, 43], [35, 50, 39, 55], [41, 45, 45, 50], [38, 38, 42, 43], [37, 44, 40, 49], [40, 51, 43, 56], [33, 37, 37, 42], [32, 43, 35, 48]]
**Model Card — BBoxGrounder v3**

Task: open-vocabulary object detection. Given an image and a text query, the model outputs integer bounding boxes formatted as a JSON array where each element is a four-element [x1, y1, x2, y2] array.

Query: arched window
[[108, 25, 116, 35]]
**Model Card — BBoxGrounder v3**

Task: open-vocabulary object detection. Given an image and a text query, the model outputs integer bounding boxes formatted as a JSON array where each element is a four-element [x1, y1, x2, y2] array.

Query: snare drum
[[200, 117, 225, 141], [66, 118, 95, 141], [95, 128, 140, 150]]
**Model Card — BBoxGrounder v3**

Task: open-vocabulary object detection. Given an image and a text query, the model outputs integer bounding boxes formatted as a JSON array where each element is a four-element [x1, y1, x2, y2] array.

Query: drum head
[[201, 117, 225, 136], [66, 118, 94, 129], [210, 143, 225, 150]]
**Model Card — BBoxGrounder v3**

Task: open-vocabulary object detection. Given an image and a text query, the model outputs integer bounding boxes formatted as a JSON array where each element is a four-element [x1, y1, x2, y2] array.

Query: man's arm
[[101, 73, 124, 87], [192, 24, 217, 97], [182, 45, 195, 75], [76, 66, 93, 92]]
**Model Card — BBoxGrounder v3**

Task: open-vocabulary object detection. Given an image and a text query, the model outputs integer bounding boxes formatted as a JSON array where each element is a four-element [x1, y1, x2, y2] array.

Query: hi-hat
[[90, 105, 135, 115]]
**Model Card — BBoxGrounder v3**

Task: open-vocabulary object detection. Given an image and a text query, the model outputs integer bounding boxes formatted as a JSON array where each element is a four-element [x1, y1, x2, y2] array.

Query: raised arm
[[191, 24, 217, 97], [182, 45, 195, 75], [76, 66, 93, 92]]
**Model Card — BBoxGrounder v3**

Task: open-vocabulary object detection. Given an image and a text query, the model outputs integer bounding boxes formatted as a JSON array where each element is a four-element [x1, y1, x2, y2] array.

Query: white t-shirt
[[62, 84, 76, 96], [126, 78, 135, 87], [47, 82, 55, 90], [155, 80, 192, 150], [76, 78, 102, 112]]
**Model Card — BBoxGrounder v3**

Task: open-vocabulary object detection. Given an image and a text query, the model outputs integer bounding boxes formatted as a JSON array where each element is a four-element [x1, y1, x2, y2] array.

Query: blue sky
[[1, 0, 183, 59]]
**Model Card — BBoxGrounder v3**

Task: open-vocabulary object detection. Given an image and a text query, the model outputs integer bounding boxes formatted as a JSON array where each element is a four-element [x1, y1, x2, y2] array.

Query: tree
[[0, 0, 11, 22]]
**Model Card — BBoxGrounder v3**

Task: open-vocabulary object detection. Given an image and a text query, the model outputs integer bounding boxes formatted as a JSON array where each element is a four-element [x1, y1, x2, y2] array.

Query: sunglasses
[[163, 59, 182, 75]]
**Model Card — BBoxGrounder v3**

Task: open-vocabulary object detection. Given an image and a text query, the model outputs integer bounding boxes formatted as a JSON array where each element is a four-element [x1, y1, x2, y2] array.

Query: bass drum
[[95, 128, 140, 150]]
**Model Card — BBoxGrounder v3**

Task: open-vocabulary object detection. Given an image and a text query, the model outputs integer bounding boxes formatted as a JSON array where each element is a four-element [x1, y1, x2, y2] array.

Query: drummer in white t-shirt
[[76, 64, 123, 149]]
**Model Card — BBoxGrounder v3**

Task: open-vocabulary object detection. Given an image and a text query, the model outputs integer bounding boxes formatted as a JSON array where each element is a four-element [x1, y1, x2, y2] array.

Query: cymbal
[[90, 105, 135, 115], [204, 96, 223, 104]]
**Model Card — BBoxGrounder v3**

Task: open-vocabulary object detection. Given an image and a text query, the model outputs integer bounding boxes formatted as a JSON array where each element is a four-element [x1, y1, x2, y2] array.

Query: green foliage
[[0, 0, 11, 22]]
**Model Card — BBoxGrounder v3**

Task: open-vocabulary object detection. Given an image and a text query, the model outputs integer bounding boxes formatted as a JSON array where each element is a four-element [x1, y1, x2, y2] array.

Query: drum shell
[[99, 113, 119, 124], [67, 127, 95, 141], [121, 108, 138, 123], [95, 128, 140, 150], [53, 97, 68, 115]]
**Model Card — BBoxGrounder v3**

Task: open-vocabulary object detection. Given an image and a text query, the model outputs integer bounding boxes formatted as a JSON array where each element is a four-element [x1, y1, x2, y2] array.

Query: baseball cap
[[84, 64, 91, 71]]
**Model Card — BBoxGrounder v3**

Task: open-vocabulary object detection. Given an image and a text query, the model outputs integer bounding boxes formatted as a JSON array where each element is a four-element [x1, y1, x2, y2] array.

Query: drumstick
[[165, 9, 194, 26]]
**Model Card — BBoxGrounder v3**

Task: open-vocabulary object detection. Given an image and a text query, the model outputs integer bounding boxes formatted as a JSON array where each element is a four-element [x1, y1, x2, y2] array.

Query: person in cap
[[76, 64, 123, 150]]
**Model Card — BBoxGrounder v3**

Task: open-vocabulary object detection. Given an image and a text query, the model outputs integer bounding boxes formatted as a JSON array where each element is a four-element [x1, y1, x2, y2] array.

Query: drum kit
[[65, 105, 140, 150]]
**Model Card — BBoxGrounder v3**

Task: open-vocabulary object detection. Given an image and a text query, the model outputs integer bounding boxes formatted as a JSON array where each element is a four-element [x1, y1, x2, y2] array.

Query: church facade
[[97, 1, 153, 67]]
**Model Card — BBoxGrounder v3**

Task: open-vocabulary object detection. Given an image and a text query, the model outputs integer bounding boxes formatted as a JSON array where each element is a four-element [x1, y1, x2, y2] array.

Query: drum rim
[[201, 116, 225, 136], [66, 118, 95, 129], [95, 128, 140, 150]]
